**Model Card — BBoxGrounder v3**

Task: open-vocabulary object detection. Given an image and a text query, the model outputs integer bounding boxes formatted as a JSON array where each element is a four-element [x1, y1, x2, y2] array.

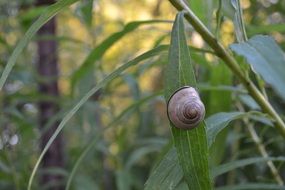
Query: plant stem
[[215, 0, 222, 39], [169, 0, 285, 138], [236, 102, 284, 185], [248, 123, 284, 185]]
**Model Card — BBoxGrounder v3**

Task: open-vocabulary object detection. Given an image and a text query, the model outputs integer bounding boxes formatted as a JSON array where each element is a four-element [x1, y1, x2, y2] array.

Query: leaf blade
[[164, 12, 211, 190], [0, 0, 79, 90], [212, 157, 285, 177], [230, 35, 285, 101], [28, 45, 167, 190], [70, 20, 172, 88]]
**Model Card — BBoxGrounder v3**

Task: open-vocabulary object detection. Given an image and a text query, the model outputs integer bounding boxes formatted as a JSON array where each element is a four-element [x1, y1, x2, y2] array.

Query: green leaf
[[0, 0, 79, 90], [230, 35, 285, 101], [164, 12, 212, 190], [76, 0, 94, 27], [212, 156, 285, 177], [206, 112, 246, 147], [231, 0, 247, 42], [70, 20, 172, 88], [66, 92, 163, 190], [144, 148, 183, 190], [247, 24, 285, 35], [216, 183, 285, 190], [145, 110, 274, 189], [187, 0, 209, 25], [221, 0, 235, 19], [28, 45, 167, 190], [125, 145, 163, 169], [116, 170, 132, 190], [238, 94, 260, 110], [206, 111, 273, 148], [19, 6, 47, 23], [207, 62, 232, 166]]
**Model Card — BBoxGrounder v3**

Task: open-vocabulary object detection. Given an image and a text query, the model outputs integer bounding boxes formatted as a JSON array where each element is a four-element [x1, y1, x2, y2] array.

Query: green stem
[[169, 0, 285, 138], [215, 0, 222, 39], [236, 102, 284, 185]]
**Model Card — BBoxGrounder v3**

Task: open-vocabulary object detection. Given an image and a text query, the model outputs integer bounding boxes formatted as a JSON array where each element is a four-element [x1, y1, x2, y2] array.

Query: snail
[[167, 86, 205, 130]]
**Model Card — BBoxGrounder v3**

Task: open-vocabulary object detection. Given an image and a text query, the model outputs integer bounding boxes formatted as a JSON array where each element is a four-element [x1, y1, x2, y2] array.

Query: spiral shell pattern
[[167, 86, 205, 130]]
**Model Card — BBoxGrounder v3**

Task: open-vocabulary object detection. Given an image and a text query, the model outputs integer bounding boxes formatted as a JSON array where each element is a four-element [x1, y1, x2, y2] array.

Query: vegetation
[[1, 0, 285, 189]]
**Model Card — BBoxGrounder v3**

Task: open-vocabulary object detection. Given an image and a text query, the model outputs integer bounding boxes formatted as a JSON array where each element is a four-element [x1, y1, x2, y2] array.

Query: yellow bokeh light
[[241, 0, 251, 9], [103, 2, 122, 20], [191, 32, 204, 48]]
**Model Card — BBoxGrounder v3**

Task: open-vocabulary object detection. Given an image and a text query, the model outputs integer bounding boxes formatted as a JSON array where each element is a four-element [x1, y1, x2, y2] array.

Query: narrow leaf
[[145, 148, 183, 190], [66, 92, 162, 190], [216, 183, 285, 190], [207, 62, 232, 166], [231, 0, 247, 42], [206, 112, 246, 147], [212, 157, 285, 177], [187, 0, 208, 25], [164, 12, 211, 190], [145, 110, 274, 189], [77, 0, 93, 27], [0, 0, 79, 90], [28, 45, 167, 190], [230, 35, 285, 101], [70, 20, 172, 87]]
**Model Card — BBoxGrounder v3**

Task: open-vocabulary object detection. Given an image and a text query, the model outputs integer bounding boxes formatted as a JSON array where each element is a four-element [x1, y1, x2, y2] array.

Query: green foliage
[[71, 20, 171, 89], [145, 148, 182, 190], [0, 0, 79, 90], [231, 35, 285, 100], [164, 12, 211, 189], [1, 0, 285, 190]]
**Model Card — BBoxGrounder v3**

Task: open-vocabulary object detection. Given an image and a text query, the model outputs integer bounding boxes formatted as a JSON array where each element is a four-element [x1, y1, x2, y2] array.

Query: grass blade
[[66, 92, 162, 190], [0, 0, 79, 90], [145, 148, 183, 190], [212, 157, 285, 177], [164, 12, 211, 190], [216, 183, 285, 190], [70, 20, 172, 88], [28, 45, 167, 190]]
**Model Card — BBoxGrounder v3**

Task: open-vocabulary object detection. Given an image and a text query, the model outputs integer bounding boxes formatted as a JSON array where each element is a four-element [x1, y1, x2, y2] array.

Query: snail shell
[[167, 86, 205, 130]]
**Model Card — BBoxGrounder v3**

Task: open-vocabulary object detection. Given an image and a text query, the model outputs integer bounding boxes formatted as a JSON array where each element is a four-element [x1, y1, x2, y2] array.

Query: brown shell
[[167, 86, 205, 129]]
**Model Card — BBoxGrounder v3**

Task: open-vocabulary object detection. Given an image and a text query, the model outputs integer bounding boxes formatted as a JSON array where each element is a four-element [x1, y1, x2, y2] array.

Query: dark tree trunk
[[36, 0, 65, 189]]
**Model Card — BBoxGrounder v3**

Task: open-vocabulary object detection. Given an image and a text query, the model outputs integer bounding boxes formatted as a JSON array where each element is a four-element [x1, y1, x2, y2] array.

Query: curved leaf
[[164, 12, 211, 190], [0, 0, 79, 90], [28, 45, 167, 190], [212, 157, 285, 177], [65, 92, 162, 190], [206, 112, 246, 147], [70, 20, 172, 87], [230, 35, 285, 101], [145, 148, 183, 190], [216, 183, 285, 190]]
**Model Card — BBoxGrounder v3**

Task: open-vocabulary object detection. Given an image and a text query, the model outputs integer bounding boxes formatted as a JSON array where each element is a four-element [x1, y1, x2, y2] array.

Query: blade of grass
[[144, 148, 182, 190], [28, 45, 167, 190], [164, 12, 212, 189], [216, 183, 285, 190], [231, 0, 248, 42], [65, 92, 162, 190], [212, 157, 285, 177], [70, 20, 172, 88], [0, 0, 79, 90]]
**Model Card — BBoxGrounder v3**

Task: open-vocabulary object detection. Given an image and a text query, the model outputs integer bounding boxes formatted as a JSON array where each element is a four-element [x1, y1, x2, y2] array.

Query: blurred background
[[0, 0, 285, 189]]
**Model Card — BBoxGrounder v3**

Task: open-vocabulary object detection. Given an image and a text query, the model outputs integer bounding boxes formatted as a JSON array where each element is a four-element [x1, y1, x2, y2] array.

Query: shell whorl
[[167, 86, 205, 130]]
